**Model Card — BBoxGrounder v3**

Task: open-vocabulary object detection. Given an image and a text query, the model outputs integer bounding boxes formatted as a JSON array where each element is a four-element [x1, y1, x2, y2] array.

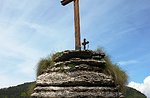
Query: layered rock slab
[[31, 50, 124, 98]]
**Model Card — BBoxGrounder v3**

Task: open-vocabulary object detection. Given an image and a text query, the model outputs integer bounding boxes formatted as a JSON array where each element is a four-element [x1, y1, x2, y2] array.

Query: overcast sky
[[0, 0, 150, 97]]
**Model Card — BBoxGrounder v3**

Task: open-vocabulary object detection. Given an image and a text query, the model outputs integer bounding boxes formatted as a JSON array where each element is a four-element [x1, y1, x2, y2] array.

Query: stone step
[[54, 59, 105, 67], [45, 64, 103, 73], [36, 71, 115, 87], [31, 86, 122, 98], [54, 50, 105, 62]]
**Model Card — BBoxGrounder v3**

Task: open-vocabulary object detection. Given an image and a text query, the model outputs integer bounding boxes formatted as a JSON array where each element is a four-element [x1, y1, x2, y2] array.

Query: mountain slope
[[125, 86, 147, 98], [0, 82, 35, 98]]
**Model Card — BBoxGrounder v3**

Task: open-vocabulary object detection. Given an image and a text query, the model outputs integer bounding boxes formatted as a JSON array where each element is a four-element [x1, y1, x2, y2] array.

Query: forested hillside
[[0, 82, 35, 98], [125, 86, 147, 98]]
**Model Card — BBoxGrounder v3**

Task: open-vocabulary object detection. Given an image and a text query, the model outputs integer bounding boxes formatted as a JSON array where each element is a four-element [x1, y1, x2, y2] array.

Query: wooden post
[[61, 0, 81, 50], [74, 0, 81, 50]]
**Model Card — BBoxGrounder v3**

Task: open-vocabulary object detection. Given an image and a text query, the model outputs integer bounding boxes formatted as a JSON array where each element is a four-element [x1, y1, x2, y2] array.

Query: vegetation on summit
[[96, 48, 128, 92], [94, 48, 128, 92]]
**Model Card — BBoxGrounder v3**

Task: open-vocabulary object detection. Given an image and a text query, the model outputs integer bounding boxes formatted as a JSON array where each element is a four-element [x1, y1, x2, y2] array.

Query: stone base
[[31, 50, 124, 98], [32, 70, 123, 98]]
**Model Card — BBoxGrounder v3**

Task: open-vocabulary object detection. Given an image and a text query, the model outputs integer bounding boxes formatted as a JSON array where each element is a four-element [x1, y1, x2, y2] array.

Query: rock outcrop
[[31, 50, 124, 98]]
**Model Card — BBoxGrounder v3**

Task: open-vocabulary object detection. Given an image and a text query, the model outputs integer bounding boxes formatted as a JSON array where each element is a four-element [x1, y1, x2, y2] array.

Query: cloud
[[0, 74, 19, 88], [0, 73, 31, 88], [128, 76, 150, 98], [118, 60, 138, 65], [0, 21, 44, 88]]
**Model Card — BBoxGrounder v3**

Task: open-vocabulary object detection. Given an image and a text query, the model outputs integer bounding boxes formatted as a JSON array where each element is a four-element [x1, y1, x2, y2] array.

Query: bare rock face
[[31, 50, 124, 98]]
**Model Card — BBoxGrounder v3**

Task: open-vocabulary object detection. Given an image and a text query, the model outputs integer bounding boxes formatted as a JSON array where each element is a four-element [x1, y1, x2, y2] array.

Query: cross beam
[[61, 0, 74, 6], [61, 0, 81, 50]]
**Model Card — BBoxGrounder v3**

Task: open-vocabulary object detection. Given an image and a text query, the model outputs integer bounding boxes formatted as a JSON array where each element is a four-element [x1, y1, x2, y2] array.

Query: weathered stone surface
[[32, 86, 121, 98], [54, 50, 105, 62], [45, 64, 103, 73], [53, 59, 105, 67], [36, 71, 115, 87], [31, 50, 124, 98]]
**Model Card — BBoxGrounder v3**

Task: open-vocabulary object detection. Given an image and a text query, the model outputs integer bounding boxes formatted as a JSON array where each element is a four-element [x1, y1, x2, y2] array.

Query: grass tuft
[[36, 55, 54, 76], [96, 48, 128, 92], [36, 52, 63, 76]]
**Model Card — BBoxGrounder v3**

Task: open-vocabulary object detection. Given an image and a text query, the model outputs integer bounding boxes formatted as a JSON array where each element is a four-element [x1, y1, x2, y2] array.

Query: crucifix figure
[[61, 0, 81, 50], [82, 38, 89, 50]]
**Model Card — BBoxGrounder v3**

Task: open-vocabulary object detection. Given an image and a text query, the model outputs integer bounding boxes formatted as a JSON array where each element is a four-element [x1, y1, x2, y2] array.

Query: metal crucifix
[[61, 0, 81, 50], [82, 38, 89, 50]]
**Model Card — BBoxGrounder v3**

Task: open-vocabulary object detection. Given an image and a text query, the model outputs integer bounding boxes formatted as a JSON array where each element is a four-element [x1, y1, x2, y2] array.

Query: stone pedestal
[[31, 50, 124, 98]]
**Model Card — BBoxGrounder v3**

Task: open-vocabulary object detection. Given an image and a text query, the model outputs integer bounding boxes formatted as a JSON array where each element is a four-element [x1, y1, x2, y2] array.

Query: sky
[[0, 0, 150, 97]]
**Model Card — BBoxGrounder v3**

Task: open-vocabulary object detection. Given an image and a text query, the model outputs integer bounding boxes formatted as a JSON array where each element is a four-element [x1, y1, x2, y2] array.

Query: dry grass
[[36, 52, 63, 76], [96, 48, 128, 92], [36, 55, 54, 76]]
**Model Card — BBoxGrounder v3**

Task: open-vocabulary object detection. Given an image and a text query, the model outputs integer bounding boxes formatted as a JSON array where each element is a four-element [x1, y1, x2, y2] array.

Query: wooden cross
[[61, 0, 81, 50]]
